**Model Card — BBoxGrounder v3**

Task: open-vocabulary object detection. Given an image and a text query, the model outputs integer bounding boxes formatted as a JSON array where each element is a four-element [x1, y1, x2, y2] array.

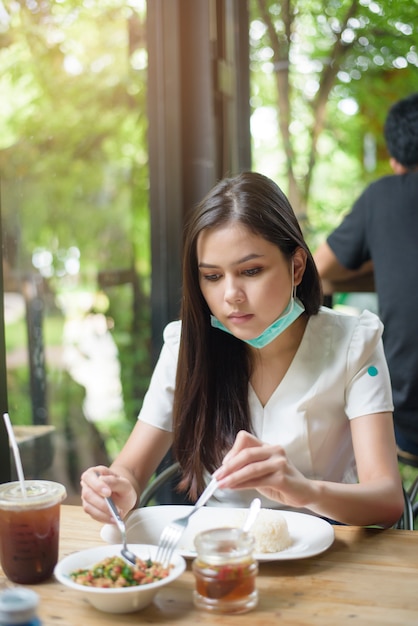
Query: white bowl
[[54, 544, 186, 613]]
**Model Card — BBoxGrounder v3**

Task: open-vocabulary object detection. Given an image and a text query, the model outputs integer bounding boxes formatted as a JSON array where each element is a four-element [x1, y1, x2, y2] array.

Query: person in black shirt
[[314, 93, 418, 462]]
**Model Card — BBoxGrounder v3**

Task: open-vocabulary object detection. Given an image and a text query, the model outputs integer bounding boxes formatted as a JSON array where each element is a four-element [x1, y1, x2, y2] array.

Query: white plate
[[101, 506, 334, 561]]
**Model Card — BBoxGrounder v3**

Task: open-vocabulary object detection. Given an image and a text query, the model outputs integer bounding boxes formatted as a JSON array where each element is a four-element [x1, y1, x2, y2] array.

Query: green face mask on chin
[[210, 296, 305, 349]]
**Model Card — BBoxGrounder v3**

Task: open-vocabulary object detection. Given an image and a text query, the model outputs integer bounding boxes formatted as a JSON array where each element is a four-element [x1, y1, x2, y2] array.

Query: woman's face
[[197, 222, 306, 342]]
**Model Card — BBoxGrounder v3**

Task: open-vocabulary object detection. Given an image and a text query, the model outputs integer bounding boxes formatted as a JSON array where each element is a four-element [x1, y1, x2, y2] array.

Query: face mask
[[210, 296, 305, 349]]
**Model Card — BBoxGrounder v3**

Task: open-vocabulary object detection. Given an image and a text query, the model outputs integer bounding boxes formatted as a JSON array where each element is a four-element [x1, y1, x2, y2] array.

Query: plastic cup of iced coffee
[[0, 480, 67, 584]]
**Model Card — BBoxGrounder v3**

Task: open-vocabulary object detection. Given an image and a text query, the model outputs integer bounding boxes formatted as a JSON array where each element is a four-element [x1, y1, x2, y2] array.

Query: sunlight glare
[[338, 98, 358, 116]]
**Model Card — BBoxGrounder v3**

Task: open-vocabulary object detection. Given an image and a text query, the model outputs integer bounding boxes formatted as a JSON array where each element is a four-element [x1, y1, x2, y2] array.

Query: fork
[[155, 477, 219, 567]]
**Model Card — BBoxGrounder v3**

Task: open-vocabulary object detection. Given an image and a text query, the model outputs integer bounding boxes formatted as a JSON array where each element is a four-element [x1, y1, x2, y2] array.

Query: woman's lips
[[228, 313, 254, 325]]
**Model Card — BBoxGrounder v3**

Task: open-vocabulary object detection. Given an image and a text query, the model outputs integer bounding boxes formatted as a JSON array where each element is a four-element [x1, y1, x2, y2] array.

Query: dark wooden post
[[22, 275, 48, 426], [147, 0, 251, 364]]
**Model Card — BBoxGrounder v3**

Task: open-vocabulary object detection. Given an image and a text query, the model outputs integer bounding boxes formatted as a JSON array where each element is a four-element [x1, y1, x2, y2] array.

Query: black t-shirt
[[327, 172, 418, 448]]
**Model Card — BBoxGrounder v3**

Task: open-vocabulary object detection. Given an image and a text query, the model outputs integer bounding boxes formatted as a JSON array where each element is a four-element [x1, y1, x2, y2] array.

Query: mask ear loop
[[291, 258, 297, 300], [280, 258, 296, 317]]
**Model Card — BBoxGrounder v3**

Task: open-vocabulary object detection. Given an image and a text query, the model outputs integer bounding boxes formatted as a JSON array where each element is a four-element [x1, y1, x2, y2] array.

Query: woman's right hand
[[80, 465, 138, 523]]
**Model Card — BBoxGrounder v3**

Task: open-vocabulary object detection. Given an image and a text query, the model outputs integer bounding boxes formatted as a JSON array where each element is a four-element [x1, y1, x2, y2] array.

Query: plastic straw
[[3, 413, 27, 498]]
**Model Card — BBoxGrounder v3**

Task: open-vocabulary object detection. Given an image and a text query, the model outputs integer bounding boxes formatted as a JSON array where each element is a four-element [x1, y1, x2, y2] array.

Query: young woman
[[81, 172, 403, 527]]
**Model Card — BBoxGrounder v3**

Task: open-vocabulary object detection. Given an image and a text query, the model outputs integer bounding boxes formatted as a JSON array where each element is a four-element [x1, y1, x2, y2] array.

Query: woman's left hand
[[213, 430, 312, 508]]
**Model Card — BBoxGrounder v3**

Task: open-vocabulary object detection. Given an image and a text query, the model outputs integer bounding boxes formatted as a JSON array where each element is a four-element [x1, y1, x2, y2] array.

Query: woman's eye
[[202, 273, 220, 282], [243, 267, 261, 277]]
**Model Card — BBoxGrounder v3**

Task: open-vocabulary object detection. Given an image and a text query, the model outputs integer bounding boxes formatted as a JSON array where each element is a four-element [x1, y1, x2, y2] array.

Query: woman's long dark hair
[[172, 172, 322, 499]]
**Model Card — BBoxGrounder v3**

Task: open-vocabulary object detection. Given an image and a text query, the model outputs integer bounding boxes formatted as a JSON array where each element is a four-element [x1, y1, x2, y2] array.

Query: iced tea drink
[[0, 480, 66, 584]]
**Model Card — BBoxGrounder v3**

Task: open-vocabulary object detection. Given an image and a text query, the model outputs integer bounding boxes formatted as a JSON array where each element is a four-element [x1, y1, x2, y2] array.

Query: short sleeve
[[345, 310, 394, 419], [327, 189, 371, 270], [137, 321, 181, 432]]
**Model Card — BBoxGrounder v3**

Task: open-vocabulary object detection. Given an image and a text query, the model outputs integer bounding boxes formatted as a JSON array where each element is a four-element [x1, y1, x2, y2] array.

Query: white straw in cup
[[3, 412, 27, 498]]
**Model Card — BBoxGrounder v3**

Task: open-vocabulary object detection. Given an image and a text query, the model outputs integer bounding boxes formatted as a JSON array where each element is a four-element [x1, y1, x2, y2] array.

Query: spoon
[[104, 495, 138, 565], [242, 497, 261, 532], [95, 473, 137, 565]]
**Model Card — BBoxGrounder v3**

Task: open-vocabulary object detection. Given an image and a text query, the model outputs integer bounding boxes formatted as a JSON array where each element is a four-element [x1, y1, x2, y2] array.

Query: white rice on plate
[[179, 508, 292, 554], [250, 508, 292, 553]]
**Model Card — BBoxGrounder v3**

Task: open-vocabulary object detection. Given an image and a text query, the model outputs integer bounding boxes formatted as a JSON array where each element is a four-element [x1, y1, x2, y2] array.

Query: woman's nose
[[224, 278, 244, 303]]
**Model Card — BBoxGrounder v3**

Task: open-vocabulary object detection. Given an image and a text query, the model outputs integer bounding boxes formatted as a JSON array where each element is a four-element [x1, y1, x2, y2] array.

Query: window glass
[[0, 0, 150, 502]]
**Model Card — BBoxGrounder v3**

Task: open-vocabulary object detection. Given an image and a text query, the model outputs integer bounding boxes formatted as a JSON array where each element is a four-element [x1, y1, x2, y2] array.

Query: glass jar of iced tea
[[192, 527, 258, 614]]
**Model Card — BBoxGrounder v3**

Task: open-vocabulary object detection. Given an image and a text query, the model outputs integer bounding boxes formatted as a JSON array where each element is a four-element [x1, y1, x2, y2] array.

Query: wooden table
[[1, 505, 418, 625]]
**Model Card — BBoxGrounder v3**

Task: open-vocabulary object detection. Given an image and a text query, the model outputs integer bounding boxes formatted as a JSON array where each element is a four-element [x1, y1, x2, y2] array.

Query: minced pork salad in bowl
[[54, 544, 186, 613]]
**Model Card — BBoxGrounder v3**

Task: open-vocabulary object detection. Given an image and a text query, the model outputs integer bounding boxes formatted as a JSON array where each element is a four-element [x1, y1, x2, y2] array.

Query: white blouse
[[138, 307, 393, 509]]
